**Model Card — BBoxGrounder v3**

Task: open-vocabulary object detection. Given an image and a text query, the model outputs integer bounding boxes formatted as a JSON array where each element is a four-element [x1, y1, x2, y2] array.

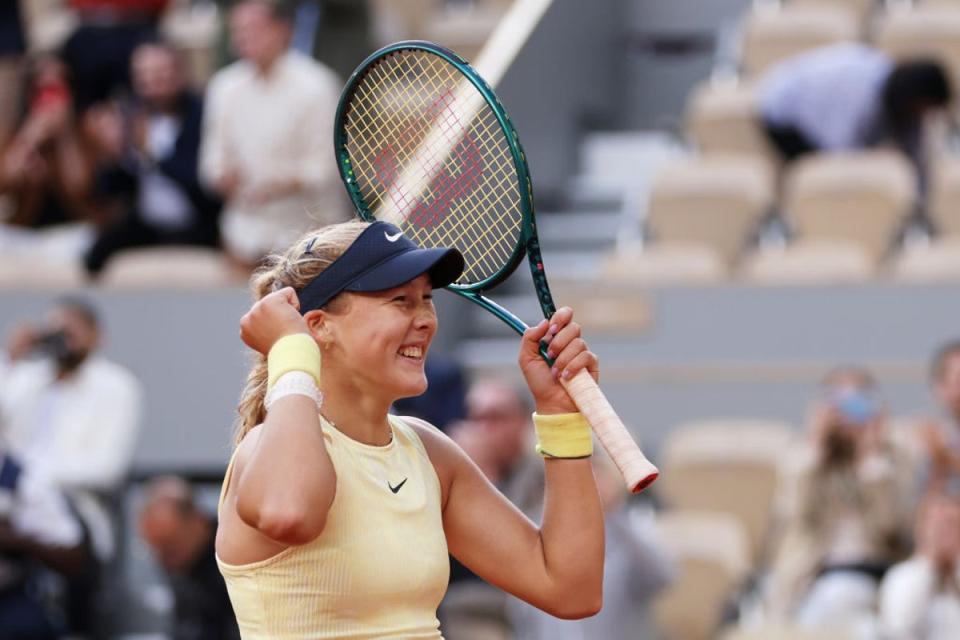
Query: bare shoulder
[[400, 416, 462, 463]]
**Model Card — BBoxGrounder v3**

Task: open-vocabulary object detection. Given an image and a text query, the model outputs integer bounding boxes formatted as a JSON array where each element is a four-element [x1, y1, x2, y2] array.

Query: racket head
[[334, 40, 536, 294]]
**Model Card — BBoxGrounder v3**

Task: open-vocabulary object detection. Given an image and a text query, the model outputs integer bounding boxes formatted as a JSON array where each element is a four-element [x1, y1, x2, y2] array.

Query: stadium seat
[[891, 239, 960, 281], [162, 0, 220, 88], [685, 80, 776, 161], [20, 0, 75, 52], [601, 243, 728, 285], [782, 151, 916, 261], [873, 4, 960, 92], [645, 155, 775, 266], [657, 419, 795, 565], [742, 240, 875, 284], [722, 623, 854, 640], [548, 279, 654, 332], [652, 510, 752, 640], [791, 0, 874, 25], [740, 4, 860, 76], [0, 255, 86, 290], [929, 153, 960, 238], [98, 247, 241, 289]]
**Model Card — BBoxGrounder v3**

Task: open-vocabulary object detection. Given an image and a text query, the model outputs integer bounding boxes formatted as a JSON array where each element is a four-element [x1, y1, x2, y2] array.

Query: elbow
[[544, 586, 603, 620], [238, 501, 328, 545]]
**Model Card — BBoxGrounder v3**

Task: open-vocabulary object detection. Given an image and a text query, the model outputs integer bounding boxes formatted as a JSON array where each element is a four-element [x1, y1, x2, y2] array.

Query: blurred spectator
[[921, 341, 960, 497], [82, 40, 221, 276], [766, 367, 912, 636], [759, 43, 951, 188], [200, 0, 348, 269], [880, 495, 960, 640], [0, 2, 26, 149], [62, 0, 170, 112], [0, 297, 142, 563], [0, 56, 95, 228], [440, 379, 539, 639], [444, 380, 674, 640], [139, 476, 239, 640], [0, 448, 96, 640], [507, 453, 675, 640]]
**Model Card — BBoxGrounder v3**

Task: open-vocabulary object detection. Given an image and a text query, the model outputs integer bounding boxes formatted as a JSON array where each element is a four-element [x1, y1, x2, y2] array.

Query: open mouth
[[398, 345, 424, 361]]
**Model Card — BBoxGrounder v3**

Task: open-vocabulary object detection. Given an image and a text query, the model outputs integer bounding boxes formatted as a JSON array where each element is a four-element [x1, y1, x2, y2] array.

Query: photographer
[[0, 297, 142, 563], [0, 449, 93, 640], [766, 367, 912, 635]]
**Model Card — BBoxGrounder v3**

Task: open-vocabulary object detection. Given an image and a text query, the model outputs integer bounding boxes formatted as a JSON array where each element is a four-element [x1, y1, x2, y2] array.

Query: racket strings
[[342, 49, 522, 285]]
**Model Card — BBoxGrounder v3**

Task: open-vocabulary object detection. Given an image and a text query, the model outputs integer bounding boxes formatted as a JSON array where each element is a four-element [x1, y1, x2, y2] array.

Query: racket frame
[[333, 40, 555, 340]]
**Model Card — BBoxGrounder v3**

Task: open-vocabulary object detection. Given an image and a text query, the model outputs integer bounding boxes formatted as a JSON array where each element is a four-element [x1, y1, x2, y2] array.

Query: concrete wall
[[3, 281, 955, 473]]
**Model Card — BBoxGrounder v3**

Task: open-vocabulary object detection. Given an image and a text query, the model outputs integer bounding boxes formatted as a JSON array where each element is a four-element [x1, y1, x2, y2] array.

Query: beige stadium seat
[[601, 243, 728, 285], [685, 80, 775, 161], [742, 240, 875, 284], [0, 255, 86, 290], [891, 239, 960, 281], [791, 0, 874, 24], [874, 5, 960, 91], [741, 5, 859, 76], [98, 247, 241, 289], [646, 155, 775, 266], [722, 623, 853, 640], [658, 420, 794, 565], [782, 151, 916, 261], [653, 510, 751, 640], [162, 0, 220, 88], [929, 154, 960, 237]]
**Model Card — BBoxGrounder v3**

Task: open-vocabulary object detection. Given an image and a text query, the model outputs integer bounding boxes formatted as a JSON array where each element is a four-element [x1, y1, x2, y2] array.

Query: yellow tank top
[[217, 415, 449, 639]]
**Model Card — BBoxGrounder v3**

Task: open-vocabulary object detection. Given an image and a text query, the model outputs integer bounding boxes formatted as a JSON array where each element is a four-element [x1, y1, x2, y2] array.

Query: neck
[[320, 365, 394, 446], [254, 50, 284, 76]]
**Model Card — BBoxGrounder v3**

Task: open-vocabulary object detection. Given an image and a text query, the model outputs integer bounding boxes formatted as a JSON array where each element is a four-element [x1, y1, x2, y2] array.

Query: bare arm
[[423, 308, 605, 618], [233, 288, 336, 545]]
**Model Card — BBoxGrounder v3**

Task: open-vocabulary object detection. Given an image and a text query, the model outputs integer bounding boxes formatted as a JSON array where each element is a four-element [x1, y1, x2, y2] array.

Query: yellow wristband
[[533, 412, 592, 459], [267, 334, 321, 389]]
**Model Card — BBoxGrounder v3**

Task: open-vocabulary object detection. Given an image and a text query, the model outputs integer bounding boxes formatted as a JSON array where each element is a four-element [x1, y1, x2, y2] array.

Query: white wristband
[[265, 371, 323, 411]]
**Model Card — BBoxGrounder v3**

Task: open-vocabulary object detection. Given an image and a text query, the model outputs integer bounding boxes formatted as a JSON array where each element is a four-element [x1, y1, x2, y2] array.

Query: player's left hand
[[518, 307, 599, 415]]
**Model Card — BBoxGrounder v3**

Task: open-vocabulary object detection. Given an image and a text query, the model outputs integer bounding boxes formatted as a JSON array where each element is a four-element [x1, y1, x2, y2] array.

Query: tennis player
[[215, 220, 604, 638]]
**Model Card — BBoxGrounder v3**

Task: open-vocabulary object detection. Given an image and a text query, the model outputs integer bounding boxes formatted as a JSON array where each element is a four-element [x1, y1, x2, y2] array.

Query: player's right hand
[[240, 287, 310, 355]]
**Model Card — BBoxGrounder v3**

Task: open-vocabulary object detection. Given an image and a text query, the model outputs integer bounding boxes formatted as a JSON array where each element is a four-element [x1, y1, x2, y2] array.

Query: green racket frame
[[333, 40, 556, 341]]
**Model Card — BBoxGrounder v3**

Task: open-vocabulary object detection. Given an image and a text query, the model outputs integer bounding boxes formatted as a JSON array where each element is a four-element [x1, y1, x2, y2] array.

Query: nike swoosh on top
[[388, 478, 408, 494], [385, 231, 402, 242]]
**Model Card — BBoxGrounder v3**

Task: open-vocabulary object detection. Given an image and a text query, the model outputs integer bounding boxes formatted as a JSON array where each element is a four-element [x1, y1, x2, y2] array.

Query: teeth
[[399, 346, 423, 358]]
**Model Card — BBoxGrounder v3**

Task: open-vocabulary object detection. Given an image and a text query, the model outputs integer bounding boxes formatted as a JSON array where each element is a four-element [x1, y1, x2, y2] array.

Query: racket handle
[[560, 369, 659, 493]]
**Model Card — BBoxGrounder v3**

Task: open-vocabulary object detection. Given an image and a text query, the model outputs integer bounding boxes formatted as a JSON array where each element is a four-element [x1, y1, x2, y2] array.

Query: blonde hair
[[235, 221, 370, 444]]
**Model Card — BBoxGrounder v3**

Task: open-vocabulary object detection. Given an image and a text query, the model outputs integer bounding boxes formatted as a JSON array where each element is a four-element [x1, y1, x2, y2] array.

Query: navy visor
[[297, 221, 465, 313]]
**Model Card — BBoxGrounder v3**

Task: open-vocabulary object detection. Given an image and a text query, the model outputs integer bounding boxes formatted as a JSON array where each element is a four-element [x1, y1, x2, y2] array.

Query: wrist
[[267, 333, 321, 389], [533, 412, 592, 459], [535, 401, 577, 415]]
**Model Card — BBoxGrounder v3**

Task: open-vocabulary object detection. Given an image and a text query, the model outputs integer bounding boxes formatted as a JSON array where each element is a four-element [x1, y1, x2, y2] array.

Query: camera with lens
[[32, 330, 72, 362]]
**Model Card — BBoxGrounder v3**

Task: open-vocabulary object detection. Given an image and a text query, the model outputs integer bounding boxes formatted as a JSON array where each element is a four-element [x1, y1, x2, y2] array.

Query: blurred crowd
[[0, 0, 352, 280], [3, 1, 960, 640]]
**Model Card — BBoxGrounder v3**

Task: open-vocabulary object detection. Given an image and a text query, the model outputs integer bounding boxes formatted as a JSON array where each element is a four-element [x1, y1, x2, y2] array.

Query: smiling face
[[314, 274, 437, 403]]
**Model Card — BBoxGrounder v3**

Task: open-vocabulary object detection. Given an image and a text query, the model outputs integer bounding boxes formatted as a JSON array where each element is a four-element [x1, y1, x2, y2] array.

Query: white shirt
[[758, 43, 893, 150], [139, 113, 194, 229], [0, 355, 142, 493], [880, 556, 960, 640], [200, 51, 350, 262]]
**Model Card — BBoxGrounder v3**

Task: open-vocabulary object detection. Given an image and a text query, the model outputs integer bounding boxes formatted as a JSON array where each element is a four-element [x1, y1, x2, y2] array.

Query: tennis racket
[[333, 41, 658, 492]]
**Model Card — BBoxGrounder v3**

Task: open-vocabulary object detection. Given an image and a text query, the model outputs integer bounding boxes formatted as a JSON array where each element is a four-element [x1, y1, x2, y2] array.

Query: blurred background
[[4, 0, 960, 638]]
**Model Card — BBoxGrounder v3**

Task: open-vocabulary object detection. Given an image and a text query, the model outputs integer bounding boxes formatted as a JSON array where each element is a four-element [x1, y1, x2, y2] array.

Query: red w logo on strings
[[373, 89, 485, 229]]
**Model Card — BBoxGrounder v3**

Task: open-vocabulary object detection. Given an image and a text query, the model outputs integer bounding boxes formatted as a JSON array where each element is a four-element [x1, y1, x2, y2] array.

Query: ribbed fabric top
[[217, 415, 449, 639]]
